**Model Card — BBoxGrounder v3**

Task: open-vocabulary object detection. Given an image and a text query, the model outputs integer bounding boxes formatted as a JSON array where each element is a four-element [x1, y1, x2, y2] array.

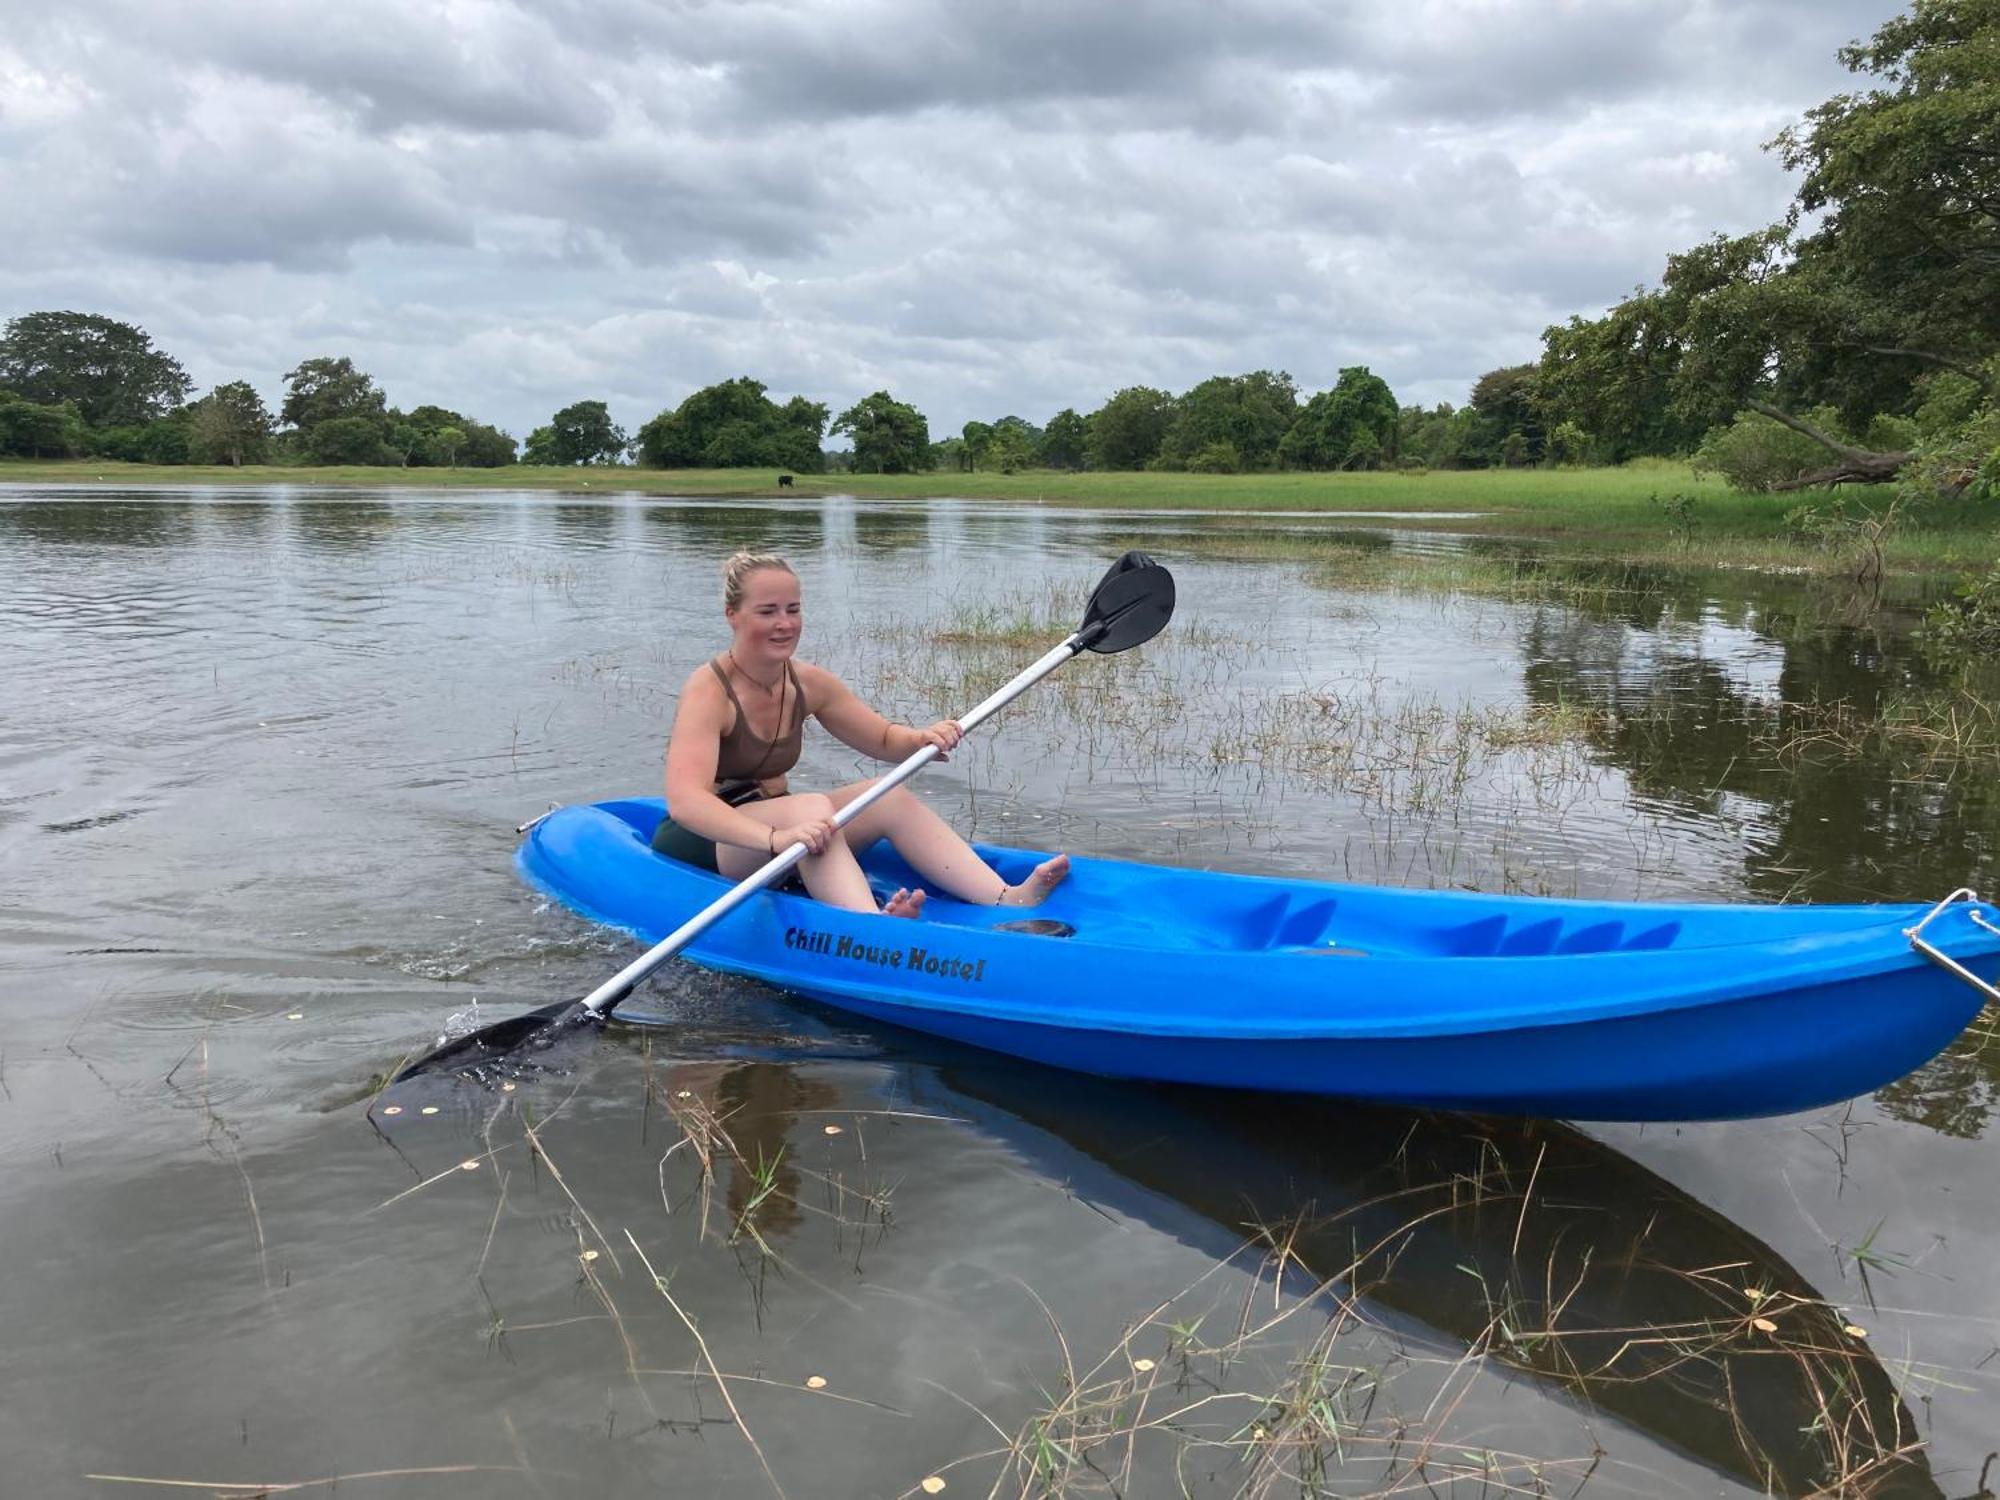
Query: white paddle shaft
[[579, 633, 1082, 1017]]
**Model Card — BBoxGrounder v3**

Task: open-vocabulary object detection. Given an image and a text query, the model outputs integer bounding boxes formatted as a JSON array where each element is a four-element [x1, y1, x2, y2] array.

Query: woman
[[653, 551, 1069, 918]]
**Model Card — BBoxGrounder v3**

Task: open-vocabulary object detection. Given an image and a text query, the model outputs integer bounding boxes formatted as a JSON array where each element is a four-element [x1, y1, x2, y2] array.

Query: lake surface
[[1, 487, 1994, 1497]]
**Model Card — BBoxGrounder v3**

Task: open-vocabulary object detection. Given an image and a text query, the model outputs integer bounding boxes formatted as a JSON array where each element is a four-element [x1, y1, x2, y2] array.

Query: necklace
[[728, 650, 784, 698]]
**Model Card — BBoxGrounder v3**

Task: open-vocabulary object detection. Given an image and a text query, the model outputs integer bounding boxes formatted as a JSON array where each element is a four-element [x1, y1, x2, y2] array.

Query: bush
[[0, 394, 87, 456], [308, 415, 395, 465], [1544, 420, 1590, 467], [1186, 440, 1241, 474], [1692, 406, 1852, 493], [1923, 566, 2000, 656], [88, 416, 190, 463]]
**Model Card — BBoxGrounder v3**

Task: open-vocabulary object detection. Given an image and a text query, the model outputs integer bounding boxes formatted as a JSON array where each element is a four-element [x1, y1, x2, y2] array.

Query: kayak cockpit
[[601, 798, 1915, 963]]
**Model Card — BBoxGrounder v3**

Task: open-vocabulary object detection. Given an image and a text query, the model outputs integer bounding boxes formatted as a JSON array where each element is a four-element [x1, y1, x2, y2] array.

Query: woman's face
[[726, 568, 802, 661]]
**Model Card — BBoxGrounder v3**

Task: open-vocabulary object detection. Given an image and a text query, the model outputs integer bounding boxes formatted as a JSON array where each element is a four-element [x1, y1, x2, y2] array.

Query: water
[[1, 487, 1994, 1497]]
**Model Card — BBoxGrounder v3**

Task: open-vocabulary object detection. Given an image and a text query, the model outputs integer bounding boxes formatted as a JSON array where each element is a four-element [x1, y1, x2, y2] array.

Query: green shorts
[[652, 781, 772, 874], [650, 811, 725, 872]]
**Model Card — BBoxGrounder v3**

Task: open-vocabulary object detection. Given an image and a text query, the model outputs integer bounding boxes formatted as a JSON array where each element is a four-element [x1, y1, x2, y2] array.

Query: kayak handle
[[1904, 888, 2000, 1004]]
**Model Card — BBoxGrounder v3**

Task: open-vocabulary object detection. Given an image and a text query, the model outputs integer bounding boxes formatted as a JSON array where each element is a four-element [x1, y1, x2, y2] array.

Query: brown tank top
[[710, 657, 807, 784]]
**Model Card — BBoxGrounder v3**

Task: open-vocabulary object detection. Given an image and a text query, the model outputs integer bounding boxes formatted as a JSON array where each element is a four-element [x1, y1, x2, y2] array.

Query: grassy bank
[[5, 457, 1993, 572]]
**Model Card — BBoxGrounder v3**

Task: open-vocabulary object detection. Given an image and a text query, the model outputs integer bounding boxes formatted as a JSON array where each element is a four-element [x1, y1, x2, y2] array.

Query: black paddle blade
[[1078, 551, 1174, 653], [392, 998, 603, 1082]]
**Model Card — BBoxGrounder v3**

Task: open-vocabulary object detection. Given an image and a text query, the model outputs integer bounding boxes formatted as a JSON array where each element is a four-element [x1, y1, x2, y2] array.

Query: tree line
[[4, 0, 1992, 502], [0, 316, 1540, 479], [0, 322, 521, 469]]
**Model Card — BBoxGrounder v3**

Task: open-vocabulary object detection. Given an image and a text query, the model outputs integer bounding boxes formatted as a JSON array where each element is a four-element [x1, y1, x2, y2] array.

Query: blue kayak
[[518, 798, 1999, 1121]]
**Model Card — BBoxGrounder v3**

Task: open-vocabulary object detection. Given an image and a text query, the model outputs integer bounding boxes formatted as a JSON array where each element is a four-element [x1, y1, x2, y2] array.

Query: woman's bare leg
[[714, 792, 923, 916], [829, 783, 1069, 907]]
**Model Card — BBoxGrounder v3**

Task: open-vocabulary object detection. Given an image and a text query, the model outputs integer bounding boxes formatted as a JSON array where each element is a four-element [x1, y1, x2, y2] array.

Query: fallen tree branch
[[1745, 399, 1912, 487]]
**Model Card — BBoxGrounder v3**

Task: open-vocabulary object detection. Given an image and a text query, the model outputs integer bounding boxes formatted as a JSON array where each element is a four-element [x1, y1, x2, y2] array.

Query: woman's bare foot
[[883, 887, 928, 919], [997, 853, 1070, 907]]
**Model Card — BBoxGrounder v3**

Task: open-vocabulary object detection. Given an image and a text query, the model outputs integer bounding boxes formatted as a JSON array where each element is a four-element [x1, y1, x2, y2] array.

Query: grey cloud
[[100, 148, 470, 271], [503, 132, 843, 264], [586, 0, 1337, 125], [0, 0, 1904, 441], [93, 0, 615, 137]]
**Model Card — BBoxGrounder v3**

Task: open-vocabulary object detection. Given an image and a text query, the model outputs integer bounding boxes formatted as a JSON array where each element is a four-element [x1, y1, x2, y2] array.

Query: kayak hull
[[518, 799, 1998, 1121]]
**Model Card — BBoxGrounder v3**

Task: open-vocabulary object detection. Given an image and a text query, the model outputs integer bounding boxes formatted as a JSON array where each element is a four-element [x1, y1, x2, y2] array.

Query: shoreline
[[5, 458, 1994, 574]]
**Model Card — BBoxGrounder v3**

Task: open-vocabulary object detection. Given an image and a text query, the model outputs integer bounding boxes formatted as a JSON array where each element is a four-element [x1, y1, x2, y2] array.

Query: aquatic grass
[[934, 1199, 1938, 1500], [626, 1229, 789, 1500], [368, 1050, 1956, 1500], [84, 1463, 540, 1492], [1771, 689, 2000, 773]]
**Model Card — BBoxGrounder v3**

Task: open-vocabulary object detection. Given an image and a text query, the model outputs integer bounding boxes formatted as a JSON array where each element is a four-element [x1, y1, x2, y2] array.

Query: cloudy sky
[[1, 0, 1898, 443]]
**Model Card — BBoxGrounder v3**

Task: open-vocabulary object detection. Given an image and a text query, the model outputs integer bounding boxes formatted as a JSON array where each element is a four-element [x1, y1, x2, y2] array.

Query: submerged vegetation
[[327, 1046, 1954, 1499], [17, 489, 1998, 1495]]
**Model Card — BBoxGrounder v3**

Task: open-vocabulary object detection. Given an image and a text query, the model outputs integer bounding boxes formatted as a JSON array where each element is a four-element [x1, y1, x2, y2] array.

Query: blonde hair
[[722, 550, 795, 609]]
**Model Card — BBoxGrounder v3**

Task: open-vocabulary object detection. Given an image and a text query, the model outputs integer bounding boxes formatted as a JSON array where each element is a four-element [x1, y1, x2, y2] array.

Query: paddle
[[391, 551, 1175, 1082]]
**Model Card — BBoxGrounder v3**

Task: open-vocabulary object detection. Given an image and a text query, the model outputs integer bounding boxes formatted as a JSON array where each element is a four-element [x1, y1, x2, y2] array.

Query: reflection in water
[[287, 499, 404, 551], [0, 496, 201, 548], [929, 1065, 1940, 1499], [654, 1059, 839, 1244], [848, 507, 933, 555], [5, 489, 1997, 1495], [639, 501, 824, 560], [1479, 554, 2000, 1138]]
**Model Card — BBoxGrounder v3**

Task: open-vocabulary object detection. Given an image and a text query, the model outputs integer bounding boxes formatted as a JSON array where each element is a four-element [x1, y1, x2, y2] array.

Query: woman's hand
[[913, 719, 963, 760], [768, 815, 838, 856]]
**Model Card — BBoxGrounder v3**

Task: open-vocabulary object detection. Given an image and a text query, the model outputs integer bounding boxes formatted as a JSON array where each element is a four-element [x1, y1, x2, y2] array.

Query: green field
[[5, 457, 1992, 573]]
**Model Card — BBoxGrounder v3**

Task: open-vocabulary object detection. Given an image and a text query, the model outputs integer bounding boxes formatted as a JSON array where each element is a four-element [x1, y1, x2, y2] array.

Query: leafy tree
[[1773, 2, 2000, 392], [1160, 371, 1298, 470], [541, 400, 626, 465], [188, 381, 273, 466], [635, 378, 825, 471], [1545, 420, 1590, 466], [281, 357, 387, 434], [699, 419, 771, 467], [1397, 402, 1486, 468], [1469, 365, 1544, 461], [1186, 439, 1242, 473], [1085, 386, 1173, 470], [1538, 0, 2000, 487], [1279, 367, 1399, 470], [308, 415, 394, 466], [89, 411, 193, 464], [385, 420, 427, 467], [1039, 408, 1087, 469], [986, 417, 1036, 474], [457, 422, 517, 467], [392, 404, 514, 467], [0, 393, 88, 456], [831, 391, 932, 473], [0, 311, 191, 427], [522, 426, 559, 465], [960, 420, 993, 471], [1539, 298, 1703, 462]]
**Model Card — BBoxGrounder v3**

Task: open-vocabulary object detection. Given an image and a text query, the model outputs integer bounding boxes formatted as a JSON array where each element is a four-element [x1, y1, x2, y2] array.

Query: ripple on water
[[3, 489, 1997, 1497]]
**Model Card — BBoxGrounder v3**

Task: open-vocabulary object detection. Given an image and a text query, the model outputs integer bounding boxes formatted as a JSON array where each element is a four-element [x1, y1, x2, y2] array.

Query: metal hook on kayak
[[516, 804, 563, 836], [1904, 888, 2000, 1004]]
